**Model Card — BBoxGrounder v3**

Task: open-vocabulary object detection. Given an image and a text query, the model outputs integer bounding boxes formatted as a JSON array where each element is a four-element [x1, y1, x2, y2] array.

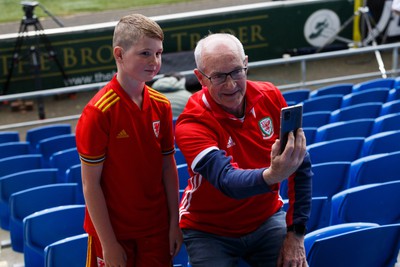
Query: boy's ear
[[114, 46, 123, 61]]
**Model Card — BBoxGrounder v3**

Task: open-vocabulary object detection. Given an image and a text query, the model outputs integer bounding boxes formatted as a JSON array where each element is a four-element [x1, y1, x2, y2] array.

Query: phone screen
[[279, 105, 303, 153]]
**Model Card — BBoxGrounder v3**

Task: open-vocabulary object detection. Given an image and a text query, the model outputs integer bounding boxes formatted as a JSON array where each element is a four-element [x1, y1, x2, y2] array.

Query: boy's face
[[115, 36, 163, 82]]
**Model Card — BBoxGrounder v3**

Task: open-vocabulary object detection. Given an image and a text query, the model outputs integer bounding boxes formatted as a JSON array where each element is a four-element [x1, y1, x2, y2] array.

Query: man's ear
[[194, 69, 206, 87], [114, 46, 123, 62]]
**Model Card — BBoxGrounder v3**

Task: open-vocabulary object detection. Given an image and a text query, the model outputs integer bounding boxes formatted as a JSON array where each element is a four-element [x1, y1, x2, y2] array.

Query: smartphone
[[279, 104, 303, 153]]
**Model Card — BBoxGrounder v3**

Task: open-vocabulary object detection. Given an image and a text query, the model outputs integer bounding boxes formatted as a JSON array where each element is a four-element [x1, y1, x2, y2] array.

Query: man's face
[[198, 50, 248, 117]]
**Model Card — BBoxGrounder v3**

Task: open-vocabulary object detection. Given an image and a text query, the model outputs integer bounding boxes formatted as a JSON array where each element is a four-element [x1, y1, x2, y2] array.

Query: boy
[[75, 14, 182, 267]]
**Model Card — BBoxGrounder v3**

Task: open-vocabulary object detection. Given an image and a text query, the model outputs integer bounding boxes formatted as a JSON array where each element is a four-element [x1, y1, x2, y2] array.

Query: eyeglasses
[[198, 67, 248, 85]]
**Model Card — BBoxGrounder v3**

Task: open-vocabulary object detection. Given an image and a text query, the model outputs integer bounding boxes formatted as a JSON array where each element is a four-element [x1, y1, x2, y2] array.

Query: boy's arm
[[162, 154, 183, 257], [81, 163, 127, 265]]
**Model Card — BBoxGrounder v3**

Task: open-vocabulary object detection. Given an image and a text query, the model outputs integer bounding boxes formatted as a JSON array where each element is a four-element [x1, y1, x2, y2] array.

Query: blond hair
[[113, 14, 164, 49]]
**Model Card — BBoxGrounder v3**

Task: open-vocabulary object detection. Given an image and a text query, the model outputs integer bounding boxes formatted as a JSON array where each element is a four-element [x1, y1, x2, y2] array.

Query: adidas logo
[[117, 129, 129, 139], [227, 136, 236, 148]]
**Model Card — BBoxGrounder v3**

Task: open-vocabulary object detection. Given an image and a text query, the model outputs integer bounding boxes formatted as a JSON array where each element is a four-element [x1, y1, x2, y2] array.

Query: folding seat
[[36, 134, 76, 167], [347, 151, 400, 188], [177, 163, 190, 190], [0, 131, 20, 144], [302, 94, 342, 113], [9, 183, 82, 252], [309, 83, 353, 98], [44, 233, 88, 267], [306, 223, 400, 267], [313, 118, 374, 143], [379, 99, 400, 116], [303, 127, 317, 145], [175, 148, 186, 165], [340, 87, 390, 108], [304, 222, 379, 255], [311, 161, 351, 198], [0, 141, 30, 160], [352, 77, 395, 92], [0, 168, 58, 230], [65, 164, 84, 204], [371, 112, 400, 134], [330, 180, 400, 225], [0, 154, 43, 177], [361, 130, 400, 157], [25, 124, 71, 153], [49, 147, 80, 182], [329, 102, 382, 123], [302, 111, 331, 128], [173, 243, 190, 267], [23, 205, 86, 267], [387, 88, 400, 102], [282, 89, 310, 104], [306, 137, 364, 164]]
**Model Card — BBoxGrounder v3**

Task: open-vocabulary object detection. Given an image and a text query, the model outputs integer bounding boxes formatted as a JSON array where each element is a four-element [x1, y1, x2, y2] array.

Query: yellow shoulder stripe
[[95, 90, 120, 112]]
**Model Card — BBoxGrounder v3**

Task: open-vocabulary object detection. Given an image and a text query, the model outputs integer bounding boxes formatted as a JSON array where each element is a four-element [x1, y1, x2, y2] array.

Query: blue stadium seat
[[309, 83, 353, 98], [44, 233, 88, 267], [0, 141, 30, 160], [330, 180, 400, 225], [282, 89, 310, 104], [65, 164, 84, 204], [49, 147, 80, 182], [23, 205, 85, 267], [329, 102, 382, 123], [352, 77, 395, 92], [175, 148, 186, 165], [303, 127, 317, 145], [36, 134, 76, 167], [311, 161, 351, 198], [304, 222, 379, 255], [25, 124, 72, 153], [313, 118, 374, 143], [9, 183, 83, 252], [371, 112, 400, 134], [387, 88, 400, 102], [361, 130, 400, 157], [306, 223, 400, 267], [306, 137, 364, 164], [0, 131, 20, 144], [302, 94, 342, 113], [380, 99, 400, 116], [173, 244, 190, 267], [302, 111, 331, 128], [177, 163, 190, 189], [347, 151, 400, 188], [0, 168, 58, 230], [0, 154, 43, 177], [340, 87, 390, 108]]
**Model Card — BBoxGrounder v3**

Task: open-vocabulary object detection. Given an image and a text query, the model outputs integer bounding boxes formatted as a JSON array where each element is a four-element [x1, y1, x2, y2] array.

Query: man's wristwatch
[[287, 224, 307, 236]]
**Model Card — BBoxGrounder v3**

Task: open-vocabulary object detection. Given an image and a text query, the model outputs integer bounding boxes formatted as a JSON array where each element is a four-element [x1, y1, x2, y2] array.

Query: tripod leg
[[30, 46, 46, 119]]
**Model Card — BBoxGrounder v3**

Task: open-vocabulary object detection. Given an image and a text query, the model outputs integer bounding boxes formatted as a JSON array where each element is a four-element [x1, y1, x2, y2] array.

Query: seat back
[[282, 89, 310, 104], [352, 77, 395, 92], [0, 154, 43, 177], [23, 205, 85, 267], [329, 102, 382, 123], [25, 124, 71, 153], [371, 112, 400, 134], [0, 142, 30, 160], [175, 148, 186, 165], [0, 168, 58, 230], [306, 137, 364, 164], [65, 164, 84, 204], [302, 94, 343, 113], [302, 111, 331, 128], [361, 130, 400, 157], [306, 223, 400, 267], [0, 131, 20, 144], [330, 181, 400, 225], [347, 151, 400, 187], [49, 147, 80, 182], [314, 119, 374, 143], [340, 88, 390, 108], [309, 83, 353, 98], [177, 163, 190, 189], [37, 134, 76, 167], [44, 233, 88, 267], [9, 183, 81, 252], [303, 127, 317, 145], [380, 99, 400, 116]]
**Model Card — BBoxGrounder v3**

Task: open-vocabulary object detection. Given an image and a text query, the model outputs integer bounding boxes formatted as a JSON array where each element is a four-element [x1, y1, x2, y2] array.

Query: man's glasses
[[198, 67, 248, 86]]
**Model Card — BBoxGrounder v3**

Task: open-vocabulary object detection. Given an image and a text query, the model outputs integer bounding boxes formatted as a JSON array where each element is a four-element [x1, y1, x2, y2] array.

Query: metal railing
[[1, 42, 399, 131]]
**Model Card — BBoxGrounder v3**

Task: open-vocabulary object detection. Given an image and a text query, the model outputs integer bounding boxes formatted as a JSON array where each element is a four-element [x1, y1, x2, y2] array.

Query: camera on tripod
[[21, 1, 39, 19]]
